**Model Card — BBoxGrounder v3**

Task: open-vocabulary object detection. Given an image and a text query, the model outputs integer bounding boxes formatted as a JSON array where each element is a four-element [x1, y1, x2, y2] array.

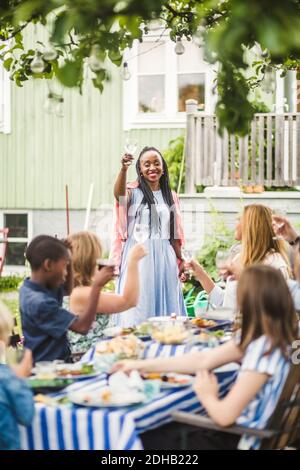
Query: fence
[[184, 100, 300, 192]]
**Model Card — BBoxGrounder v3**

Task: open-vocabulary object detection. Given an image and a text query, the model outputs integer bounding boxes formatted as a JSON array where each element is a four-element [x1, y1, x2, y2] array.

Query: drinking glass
[[215, 250, 231, 270], [133, 224, 149, 243], [182, 248, 195, 263], [124, 138, 138, 156], [272, 209, 287, 241]]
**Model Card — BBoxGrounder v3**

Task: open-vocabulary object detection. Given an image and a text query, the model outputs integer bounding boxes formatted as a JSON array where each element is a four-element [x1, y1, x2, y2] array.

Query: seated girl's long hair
[[237, 265, 298, 356], [241, 204, 289, 270]]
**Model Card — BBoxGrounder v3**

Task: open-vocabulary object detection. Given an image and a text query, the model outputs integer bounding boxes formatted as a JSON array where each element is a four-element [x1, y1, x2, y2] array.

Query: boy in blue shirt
[[20, 235, 114, 363]]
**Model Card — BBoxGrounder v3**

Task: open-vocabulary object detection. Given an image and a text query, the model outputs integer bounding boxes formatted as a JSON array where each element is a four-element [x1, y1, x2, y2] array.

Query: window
[[138, 41, 165, 113], [0, 212, 32, 270], [177, 41, 206, 112], [0, 60, 11, 133], [123, 31, 216, 129]]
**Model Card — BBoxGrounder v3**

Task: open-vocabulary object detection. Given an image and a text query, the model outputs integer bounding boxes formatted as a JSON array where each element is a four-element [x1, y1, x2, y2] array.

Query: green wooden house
[[0, 26, 298, 272]]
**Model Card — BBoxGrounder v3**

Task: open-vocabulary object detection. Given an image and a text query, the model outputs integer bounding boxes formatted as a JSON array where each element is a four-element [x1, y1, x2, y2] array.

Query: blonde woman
[[190, 204, 290, 310], [67, 231, 147, 353]]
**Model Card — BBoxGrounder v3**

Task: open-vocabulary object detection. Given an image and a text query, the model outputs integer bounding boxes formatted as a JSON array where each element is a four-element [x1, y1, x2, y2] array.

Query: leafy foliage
[[1, 1, 300, 134], [163, 135, 185, 192], [197, 204, 235, 280], [0, 275, 23, 292], [1, 297, 22, 336], [182, 205, 234, 296]]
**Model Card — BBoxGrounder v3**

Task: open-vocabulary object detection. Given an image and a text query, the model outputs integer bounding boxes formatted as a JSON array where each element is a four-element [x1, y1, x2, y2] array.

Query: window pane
[[138, 41, 165, 74], [4, 214, 28, 238], [5, 242, 27, 266], [178, 42, 205, 72], [138, 75, 165, 113], [178, 73, 205, 112]]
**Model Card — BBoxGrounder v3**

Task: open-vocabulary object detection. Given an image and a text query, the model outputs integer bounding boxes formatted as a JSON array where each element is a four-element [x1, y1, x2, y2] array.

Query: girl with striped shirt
[[113, 265, 299, 450]]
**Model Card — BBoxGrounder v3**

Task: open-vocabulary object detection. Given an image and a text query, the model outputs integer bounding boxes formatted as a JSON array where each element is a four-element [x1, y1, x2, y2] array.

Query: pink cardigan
[[110, 181, 185, 269]]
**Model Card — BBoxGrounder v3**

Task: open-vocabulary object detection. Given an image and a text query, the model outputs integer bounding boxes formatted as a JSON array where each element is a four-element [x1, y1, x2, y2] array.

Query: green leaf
[[3, 57, 13, 71], [52, 11, 73, 44], [56, 60, 82, 87], [14, 0, 42, 24], [108, 50, 122, 66]]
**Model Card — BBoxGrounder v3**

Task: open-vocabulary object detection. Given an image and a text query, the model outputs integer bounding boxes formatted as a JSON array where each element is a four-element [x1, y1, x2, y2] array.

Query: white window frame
[[123, 31, 217, 130], [0, 61, 11, 134], [0, 210, 33, 275]]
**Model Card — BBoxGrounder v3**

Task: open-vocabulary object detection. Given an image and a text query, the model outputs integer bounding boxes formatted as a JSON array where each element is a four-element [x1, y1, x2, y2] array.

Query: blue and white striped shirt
[[236, 335, 290, 449]]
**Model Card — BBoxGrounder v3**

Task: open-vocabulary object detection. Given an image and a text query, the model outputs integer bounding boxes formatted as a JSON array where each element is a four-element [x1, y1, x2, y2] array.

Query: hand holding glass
[[272, 210, 287, 240]]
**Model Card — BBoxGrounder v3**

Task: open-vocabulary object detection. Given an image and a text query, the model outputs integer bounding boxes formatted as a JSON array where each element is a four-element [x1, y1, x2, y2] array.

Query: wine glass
[[215, 250, 231, 270], [182, 246, 197, 278], [272, 209, 287, 241], [133, 224, 149, 244], [124, 138, 138, 156], [182, 248, 195, 263]]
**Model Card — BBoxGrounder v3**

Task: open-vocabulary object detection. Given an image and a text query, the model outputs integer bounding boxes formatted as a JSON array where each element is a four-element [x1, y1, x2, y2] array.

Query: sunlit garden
[[0, 0, 300, 458]]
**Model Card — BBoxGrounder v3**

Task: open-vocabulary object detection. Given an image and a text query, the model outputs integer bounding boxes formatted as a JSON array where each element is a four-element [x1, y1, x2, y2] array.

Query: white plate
[[68, 389, 145, 407], [55, 372, 100, 380], [143, 373, 194, 389], [102, 326, 122, 337], [148, 316, 188, 323]]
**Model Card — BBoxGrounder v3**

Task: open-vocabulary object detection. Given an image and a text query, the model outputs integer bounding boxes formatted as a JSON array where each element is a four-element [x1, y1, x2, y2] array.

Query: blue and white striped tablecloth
[[81, 339, 208, 363], [20, 341, 239, 450]]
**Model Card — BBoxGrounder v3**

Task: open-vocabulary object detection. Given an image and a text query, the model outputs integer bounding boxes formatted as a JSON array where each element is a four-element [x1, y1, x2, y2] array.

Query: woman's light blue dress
[[113, 188, 186, 327]]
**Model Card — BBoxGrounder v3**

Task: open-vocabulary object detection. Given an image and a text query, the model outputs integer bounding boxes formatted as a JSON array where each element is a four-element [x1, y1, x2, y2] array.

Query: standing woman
[[112, 146, 186, 327]]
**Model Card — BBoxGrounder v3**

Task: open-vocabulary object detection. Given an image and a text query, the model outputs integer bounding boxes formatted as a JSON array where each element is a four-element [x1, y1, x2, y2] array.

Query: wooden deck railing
[[184, 100, 300, 192]]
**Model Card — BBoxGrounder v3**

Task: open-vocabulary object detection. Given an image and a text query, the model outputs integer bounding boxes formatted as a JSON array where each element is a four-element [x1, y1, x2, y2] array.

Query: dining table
[[20, 338, 239, 450]]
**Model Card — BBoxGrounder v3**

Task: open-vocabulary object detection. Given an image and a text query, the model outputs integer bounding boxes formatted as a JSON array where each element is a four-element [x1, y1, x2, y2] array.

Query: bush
[[182, 205, 234, 299], [197, 205, 235, 281], [163, 135, 185, 192], [0, 276, 23, 292], [2, 298, 22, 336]]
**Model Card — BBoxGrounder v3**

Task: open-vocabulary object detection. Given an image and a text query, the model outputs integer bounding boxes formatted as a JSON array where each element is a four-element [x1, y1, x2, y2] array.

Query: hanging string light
[[88, 45, 102, 72], [30, 51, 45, 73], [174, 38, 185, 55], [44, 81, 64, 117], [44, 93, 55, 114], [121, 61, 131, 80], [55, 97, 64, 118], [43, 44, 58, 61]]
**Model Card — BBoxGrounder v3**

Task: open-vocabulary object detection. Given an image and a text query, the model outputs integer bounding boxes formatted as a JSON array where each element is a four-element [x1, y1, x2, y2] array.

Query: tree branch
[[0, 22, 28, 41]]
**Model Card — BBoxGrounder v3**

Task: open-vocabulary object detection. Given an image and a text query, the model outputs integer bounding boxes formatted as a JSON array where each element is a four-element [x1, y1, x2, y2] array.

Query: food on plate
[[133, 322, 152, 338], [212, 329, 225, 338], [55, 363, 95, 377], [191, 318, 217, 328], [101, 389, 112, 402], [151, 322, 190, 344], [196, 332, 211, 343], [142, 372, 192, 385], [95, 334, 143, 359], [121, 327, 135, 335]]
